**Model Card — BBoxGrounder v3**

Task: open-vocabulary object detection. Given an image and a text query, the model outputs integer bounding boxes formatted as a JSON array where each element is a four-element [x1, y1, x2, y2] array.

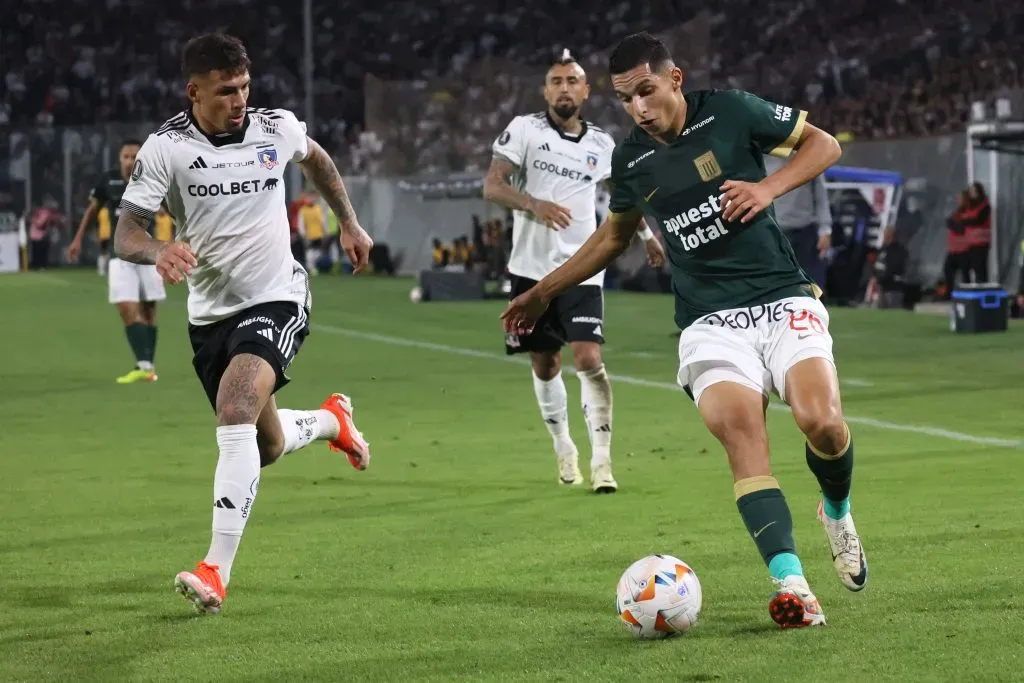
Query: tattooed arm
[[483, 157, 534, 212], [298, 137, 357, 227], [114, 209, 195, 284], [483, 156, 571, 230], [114, 210, 163, 264], [297, 137, 373, 272]]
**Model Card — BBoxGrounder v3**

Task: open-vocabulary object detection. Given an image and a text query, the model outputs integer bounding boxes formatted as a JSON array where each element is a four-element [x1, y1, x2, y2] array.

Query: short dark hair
[[181, 33, 251, 78], [608, 32, 672, 75], [120, 137, 142, 149]]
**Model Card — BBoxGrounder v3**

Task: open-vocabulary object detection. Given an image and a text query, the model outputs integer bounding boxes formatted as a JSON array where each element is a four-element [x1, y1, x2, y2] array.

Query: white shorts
[[677, 296, 835, 406], [108, 258, 167, 304]]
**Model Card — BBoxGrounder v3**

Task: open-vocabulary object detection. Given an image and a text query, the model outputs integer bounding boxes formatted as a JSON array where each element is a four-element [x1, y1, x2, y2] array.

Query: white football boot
[[817, 499, 868, 591], [555, 440, 583, 485], [590, 461, 618, 494]]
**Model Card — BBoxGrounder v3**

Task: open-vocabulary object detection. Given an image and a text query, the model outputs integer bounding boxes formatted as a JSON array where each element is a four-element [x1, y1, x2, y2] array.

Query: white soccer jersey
[[120, 107, 311, 325], [492, 112, 615, 286]]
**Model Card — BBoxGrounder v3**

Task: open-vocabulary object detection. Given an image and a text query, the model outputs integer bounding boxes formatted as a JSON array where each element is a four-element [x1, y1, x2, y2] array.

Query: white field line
[[313, 324, 1024, 450]]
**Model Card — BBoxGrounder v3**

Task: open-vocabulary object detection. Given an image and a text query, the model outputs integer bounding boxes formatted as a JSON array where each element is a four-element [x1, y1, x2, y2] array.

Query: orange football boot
[[174, 561, 226, 614], [320, 393, 371, 470]]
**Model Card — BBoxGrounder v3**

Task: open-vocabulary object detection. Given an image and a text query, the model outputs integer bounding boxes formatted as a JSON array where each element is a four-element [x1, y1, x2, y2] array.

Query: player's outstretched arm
[[298, 138, 373, 272], [501, 209, 642, 333], [67, 198, 99, 262], [483, 157, 572, 230], [114, 210, 195, 284]]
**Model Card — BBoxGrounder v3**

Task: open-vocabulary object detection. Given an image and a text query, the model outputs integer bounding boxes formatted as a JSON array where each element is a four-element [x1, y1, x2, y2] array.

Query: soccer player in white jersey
[[114, 34, 374, 614], [484, 51, 666, 493]]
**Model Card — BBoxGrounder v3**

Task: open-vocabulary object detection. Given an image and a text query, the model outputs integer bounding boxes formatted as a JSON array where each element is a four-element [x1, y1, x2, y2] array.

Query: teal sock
[[768, 552, 804, 581], [823, 497, 850, 520]]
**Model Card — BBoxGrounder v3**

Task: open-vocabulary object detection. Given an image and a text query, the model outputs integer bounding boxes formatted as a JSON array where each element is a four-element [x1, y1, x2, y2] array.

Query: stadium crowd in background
[[3, 0, 1023, 311], [2, 0, 1022, 174]]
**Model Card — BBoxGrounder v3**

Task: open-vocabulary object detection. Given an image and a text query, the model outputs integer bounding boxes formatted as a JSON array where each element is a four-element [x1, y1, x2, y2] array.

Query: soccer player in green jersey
[[502, 32, 866, 629]]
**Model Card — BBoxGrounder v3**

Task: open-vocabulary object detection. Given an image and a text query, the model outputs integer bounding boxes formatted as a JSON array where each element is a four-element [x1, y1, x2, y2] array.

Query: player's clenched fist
[[155, 241, 197, 285], [500, 286, 550, 336], [528, 198, 573, 230], [341, 221, 373, 274]]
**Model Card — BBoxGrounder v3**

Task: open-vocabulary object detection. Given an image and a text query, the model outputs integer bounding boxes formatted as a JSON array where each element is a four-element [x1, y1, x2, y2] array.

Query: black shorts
[[189, 301, 310, 410], [99, 238, 110, 251], [504, 275, 605, 355]]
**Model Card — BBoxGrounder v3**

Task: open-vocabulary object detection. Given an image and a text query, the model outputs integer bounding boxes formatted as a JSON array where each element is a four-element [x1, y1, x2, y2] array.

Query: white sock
[[276, 409, 340, 456], [307, 247, 321, 271], [579, 364, 613, 469], [137, 360, 154, 371], [97, 254, 107, 275], [205, 424, 261, 586], [532, 371, 575, 455]]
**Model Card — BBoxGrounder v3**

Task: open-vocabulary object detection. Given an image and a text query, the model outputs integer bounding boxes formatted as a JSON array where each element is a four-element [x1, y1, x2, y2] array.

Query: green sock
[[806, 429, 854, 520], [125, 323, 149, 366], [142, 324, 158, 364], [735, 476, 798, 569]]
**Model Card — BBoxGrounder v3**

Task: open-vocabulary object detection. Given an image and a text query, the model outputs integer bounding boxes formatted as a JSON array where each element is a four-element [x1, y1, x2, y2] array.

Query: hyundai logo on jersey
[[257, 145, 279, 170]]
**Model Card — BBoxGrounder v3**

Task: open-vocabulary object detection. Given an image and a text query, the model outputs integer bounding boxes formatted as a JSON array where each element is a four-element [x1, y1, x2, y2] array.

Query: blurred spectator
[[27, 201, 66, 270], [865, 226, 909, 308], [764, 153, 832, 287], [962, 182, 992, 283], [431, 238, 450, 269], [942, 190, 971, 298]]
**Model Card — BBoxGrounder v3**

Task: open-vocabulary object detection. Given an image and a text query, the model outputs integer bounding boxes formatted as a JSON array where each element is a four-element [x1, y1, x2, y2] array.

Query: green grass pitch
[[1, 271, 1022, 682]]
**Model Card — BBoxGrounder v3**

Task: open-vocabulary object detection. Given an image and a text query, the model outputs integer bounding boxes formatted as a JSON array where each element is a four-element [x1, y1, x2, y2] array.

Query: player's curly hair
[[181, 33, 251, 78], [608, 32, 673, 74]]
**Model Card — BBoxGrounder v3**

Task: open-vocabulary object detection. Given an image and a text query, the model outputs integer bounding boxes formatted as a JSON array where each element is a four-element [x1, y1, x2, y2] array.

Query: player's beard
[[552, 101, 579, 120]]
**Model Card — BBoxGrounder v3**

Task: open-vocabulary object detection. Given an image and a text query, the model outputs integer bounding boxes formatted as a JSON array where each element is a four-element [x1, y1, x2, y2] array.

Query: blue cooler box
[[950, 283, 1009, 333]]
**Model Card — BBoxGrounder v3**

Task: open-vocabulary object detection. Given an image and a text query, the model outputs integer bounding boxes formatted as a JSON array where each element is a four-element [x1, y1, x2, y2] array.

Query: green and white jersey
[[609, 89, 820, 330]]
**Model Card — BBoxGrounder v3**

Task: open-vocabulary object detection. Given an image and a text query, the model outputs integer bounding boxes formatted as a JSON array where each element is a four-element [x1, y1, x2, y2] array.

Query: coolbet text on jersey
[[493, 112, 616, 286], [120, 107, 311, 325]]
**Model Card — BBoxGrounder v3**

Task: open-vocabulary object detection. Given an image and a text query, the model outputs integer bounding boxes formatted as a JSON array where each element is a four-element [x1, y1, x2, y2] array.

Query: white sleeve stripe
[[492, 150, 521, 167], [156, 112, 189, 134], [120, 199, 154, 220]]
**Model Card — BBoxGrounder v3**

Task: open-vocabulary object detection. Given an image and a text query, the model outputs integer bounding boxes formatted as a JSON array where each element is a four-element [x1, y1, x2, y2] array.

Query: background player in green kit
[[68, 139, 165, 384], [502, 32, 867, 629]]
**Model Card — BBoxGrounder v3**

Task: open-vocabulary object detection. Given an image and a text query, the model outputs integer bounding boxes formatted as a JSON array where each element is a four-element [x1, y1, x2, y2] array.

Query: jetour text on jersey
[[662, 194, 731, 252], [188, 179, 279, 197]]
